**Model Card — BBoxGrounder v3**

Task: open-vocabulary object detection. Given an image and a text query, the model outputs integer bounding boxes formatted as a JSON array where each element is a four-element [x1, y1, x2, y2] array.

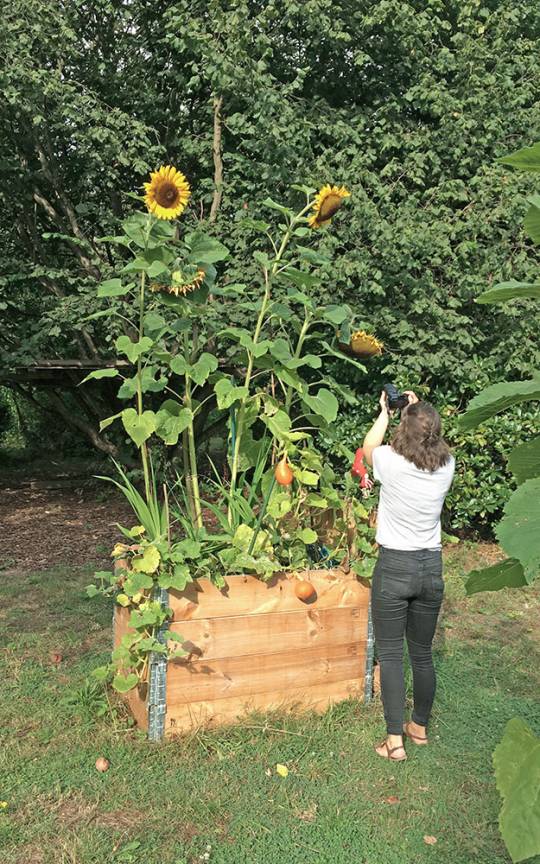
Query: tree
[[1, 0, 539, 453]]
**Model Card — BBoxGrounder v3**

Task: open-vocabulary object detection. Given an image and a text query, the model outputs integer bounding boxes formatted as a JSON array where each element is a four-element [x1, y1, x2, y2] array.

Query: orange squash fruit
[[295, 580, 316, 602], [275, 457, 294, 486]]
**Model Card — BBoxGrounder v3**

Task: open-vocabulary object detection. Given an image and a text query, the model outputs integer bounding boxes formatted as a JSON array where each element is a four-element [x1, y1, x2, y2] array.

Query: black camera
[[383, 383, 410, 411]]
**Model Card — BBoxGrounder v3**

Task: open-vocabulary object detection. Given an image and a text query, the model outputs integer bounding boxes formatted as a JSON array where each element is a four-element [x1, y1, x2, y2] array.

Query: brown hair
[[391, 401, 452, 472]]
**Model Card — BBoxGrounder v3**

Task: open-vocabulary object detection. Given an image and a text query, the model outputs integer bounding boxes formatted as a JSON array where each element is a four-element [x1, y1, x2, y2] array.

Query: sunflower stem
[[137, 220, 153, 504], [183, 329, 203, 530], [285, 311, 312, 413], [227, 200, 313, 525]]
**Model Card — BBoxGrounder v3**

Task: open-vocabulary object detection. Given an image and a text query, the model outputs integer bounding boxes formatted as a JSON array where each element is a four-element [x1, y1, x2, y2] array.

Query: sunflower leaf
[[97, 278, 134, 298], [262, 197, 294, 217], [121, 408, 157, 447], [115, 335, 154, 363], [80, 368, 120, 384], [476, 280, 540, 303]]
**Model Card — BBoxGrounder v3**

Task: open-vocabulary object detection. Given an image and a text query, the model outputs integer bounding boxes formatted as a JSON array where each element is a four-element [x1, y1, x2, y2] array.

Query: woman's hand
[[379, 390, 390, 415], [403, 390, 419, 406]]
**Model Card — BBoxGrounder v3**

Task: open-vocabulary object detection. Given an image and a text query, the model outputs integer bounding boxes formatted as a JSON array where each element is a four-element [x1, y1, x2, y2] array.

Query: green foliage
[[495, 479, 540, 583], [1, 0, 540, 444], [465, 558, 527, 596], [493, 719, 540, 863], [460, 140, 540, 863], [459, 379, 540, 431]]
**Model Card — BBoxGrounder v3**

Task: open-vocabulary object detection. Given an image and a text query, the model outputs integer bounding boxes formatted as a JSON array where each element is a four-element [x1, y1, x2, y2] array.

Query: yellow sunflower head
[[144, 165, 191, 220], [150, 267, 205, 298], [349, 330, 383, 357], [308, 184, 350, 229]]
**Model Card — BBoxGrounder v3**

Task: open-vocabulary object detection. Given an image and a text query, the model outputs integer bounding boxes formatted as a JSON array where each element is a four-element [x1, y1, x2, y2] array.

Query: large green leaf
[[321, 341, 367, 373], [186, 231, 229, 264], [465, 558, 527, 596], [301, 388, 339, 423], [121, 408, 156, 447], [132, 545, 161, 574], [112, 672, 139, 693], [496, 478, 540, 582], [476, 280, 540, 304], [214, 378, 248, 409], [508, 436, 540, 484], [493, 718, 540, 862], [123, 571, 154, 595], [459, 379, 540, 430], [80, 368, 119, 384], [155, 405, 192, 446], [115, 335, 154, 363], [190, 352, 219, 386], [498, 142, 540, 172], [97, 278, 133, 298], [524, 194, 540, 244], [158, 564, 191, 591], [280, 267, 320, 290], [118, 367, 167, 399]]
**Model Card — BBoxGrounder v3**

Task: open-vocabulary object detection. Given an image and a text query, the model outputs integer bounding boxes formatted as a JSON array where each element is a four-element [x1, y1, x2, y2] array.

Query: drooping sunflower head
[[308, 184, 350, 229], [144, 165, 191, 220], [349, 330, 383, 357], [150, 267, 205, 298]]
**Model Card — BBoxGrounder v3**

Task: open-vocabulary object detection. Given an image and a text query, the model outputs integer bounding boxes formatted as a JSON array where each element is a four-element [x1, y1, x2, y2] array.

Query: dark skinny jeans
[[371, 546, 444, 736]]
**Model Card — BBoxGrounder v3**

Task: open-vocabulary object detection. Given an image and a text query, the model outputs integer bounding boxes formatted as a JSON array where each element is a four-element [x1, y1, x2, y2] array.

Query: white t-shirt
[[372, 445, 455, 551]]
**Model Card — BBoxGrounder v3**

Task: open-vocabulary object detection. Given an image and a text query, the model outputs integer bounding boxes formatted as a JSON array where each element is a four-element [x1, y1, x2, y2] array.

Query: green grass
[[0, 544, 539, 864]]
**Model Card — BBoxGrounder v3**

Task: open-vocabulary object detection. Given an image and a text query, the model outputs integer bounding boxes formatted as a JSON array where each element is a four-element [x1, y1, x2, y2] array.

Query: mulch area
[[0, 477, 130, 572]]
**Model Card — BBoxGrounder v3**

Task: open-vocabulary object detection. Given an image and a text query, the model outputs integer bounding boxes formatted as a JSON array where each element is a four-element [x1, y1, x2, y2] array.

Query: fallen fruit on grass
[[95, 757, 110, 772], [50, 652, 63, 664], [295, 580, 316, 602], [275, 457, 294, 486]]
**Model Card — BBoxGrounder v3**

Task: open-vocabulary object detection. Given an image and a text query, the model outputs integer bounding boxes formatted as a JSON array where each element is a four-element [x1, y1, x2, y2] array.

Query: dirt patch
[[0, 481, 130, 572], [13, 844, 45, 864], [56, 793, 98, 828]]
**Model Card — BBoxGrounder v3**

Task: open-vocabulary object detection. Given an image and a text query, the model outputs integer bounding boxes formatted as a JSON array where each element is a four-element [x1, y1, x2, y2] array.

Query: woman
[[363, 391, 455, 761]]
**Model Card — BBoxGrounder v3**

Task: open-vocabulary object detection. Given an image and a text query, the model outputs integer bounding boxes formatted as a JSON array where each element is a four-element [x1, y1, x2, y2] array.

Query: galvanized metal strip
[[147, 587, 169, 742], [363, 594, 375, 703]]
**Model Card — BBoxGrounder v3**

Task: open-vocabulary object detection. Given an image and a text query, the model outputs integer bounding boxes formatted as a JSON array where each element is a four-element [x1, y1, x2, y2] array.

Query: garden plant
[[84, 168, 378, 695]]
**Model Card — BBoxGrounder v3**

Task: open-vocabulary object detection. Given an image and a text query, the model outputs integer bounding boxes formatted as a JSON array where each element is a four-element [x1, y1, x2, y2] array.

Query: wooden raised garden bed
[[114, 568, 372, 738]]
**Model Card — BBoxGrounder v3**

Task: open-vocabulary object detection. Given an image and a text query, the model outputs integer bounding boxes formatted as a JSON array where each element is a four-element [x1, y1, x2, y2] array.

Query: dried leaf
[[385, 796, 400, 805]]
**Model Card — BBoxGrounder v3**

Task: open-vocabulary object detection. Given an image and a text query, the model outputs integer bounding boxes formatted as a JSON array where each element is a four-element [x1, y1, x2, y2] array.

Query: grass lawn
[[1, 543, 539, 864]]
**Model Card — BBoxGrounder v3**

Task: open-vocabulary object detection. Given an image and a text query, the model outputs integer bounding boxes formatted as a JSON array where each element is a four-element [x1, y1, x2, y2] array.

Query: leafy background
[[1, 0, 540, 531]]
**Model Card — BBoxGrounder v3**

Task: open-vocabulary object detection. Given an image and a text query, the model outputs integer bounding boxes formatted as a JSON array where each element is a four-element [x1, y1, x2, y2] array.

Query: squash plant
[[459, 142, 540, 864], [84, 169, 377, 692]]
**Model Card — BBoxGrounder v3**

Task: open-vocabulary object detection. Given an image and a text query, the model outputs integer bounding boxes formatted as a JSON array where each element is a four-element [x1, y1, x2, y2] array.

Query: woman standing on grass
[[363, 391, 455, 762]]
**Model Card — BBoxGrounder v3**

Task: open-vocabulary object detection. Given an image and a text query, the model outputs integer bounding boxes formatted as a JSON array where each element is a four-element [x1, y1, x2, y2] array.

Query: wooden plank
[[169, 570, 369, 622], [165, 677, 364, 733], [169, 605, 368, 661], [166, 641, 366, 705]]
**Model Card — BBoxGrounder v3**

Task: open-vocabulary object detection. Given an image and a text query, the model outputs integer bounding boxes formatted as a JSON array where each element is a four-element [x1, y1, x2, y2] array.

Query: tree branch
[[209, 95, 224, 223]]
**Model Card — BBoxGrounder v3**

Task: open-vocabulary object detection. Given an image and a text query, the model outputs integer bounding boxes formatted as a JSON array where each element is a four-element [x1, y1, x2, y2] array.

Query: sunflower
[[349, 330, 383, 357], [144, 165, 191, 220], [150, 267, 205, 298], [308, 184, 350, 229]]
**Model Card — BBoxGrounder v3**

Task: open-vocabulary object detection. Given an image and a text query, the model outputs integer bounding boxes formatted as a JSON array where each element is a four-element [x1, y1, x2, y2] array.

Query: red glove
[[351, 447, 368, 479]]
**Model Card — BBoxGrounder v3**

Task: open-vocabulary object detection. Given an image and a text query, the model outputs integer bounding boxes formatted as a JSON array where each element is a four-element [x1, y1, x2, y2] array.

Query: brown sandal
[[375, 740, 407, 762], [403, 722, 428, 745]]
